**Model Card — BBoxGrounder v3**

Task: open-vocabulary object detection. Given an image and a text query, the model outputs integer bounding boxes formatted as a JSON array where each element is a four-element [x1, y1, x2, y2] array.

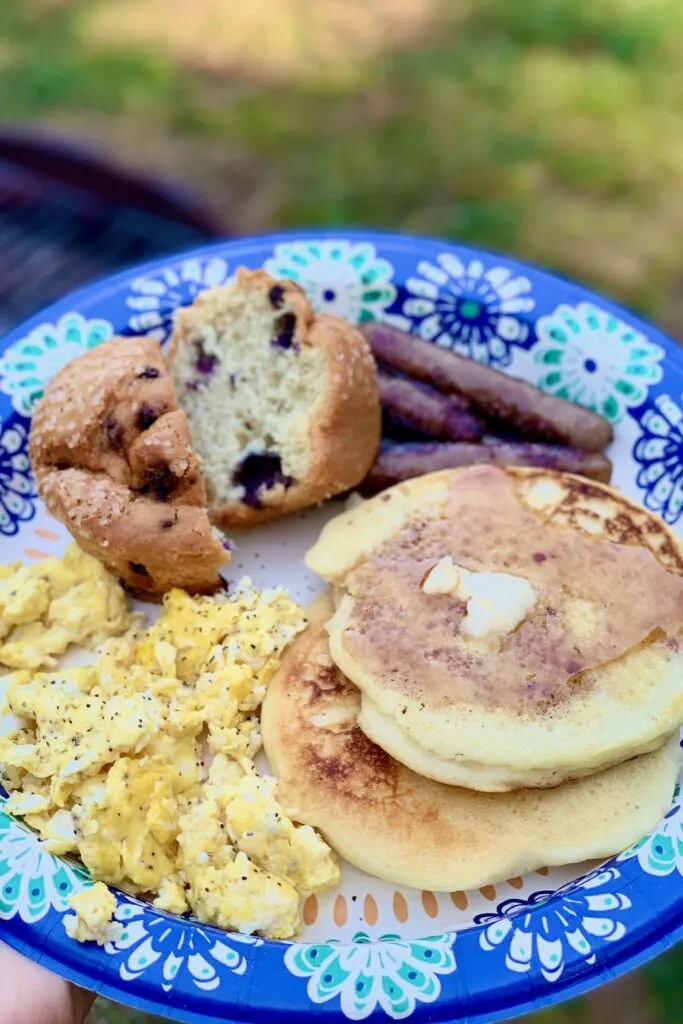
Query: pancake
[[261, 595, 682, 892], [305, 466, 683, 791]]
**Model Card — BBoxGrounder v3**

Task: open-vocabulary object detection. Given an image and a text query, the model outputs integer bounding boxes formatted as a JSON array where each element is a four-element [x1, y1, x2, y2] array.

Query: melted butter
[[421, 556, 537, 638]]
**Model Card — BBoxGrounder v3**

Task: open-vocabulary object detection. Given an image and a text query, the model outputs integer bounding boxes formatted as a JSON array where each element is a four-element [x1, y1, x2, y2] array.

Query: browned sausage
[[360, 441, 613, 494], [378, 371, 484, 442], [361, 322, 613, 453]]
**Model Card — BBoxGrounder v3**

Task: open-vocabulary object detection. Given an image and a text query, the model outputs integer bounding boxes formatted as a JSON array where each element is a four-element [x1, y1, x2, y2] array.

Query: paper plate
[[0, 230, 682, 1024]]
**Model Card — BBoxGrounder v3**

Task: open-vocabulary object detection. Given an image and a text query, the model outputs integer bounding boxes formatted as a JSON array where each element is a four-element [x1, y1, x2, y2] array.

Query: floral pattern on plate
[[534, 302, 663, 424], [104, 902, 260, 992], [476, 867, 631, 983], [632, 393, 683, 524], [392, 254, 534, 366], [284, 930, 456, 1021], [125, 256, 232, 343], [0, 420, 36, 536], [0, 312, 113, 416], [263, 240, 396, 324], [0, 796, 90, 923], [618, 789, 683, 876]]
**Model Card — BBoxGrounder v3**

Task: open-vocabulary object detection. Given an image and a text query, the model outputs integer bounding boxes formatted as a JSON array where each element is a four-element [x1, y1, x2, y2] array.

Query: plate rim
[[2, 227, 683, 373], [1, 899, 681, 1024]]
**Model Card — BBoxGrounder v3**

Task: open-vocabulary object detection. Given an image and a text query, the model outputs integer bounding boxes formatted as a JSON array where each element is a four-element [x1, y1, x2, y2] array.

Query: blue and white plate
[[0, 231, 682, 1024]]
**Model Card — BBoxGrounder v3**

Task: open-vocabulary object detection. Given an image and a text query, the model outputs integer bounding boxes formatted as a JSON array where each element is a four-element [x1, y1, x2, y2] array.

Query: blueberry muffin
[[29, 335, 228, 599], [167, 268, 381, 527]]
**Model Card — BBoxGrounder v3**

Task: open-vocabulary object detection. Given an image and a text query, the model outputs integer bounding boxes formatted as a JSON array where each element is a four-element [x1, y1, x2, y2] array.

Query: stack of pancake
[[262, 465, 683, 891]]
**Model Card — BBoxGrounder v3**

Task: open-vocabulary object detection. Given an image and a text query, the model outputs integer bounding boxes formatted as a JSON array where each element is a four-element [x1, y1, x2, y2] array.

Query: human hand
[[1, 941, 94, 1024]]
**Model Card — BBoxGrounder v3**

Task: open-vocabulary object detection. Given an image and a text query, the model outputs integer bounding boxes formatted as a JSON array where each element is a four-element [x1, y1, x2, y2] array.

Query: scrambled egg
[[64, 883, 123, 946], [0, 544, 136, 669], [0, 550, 340, 940]]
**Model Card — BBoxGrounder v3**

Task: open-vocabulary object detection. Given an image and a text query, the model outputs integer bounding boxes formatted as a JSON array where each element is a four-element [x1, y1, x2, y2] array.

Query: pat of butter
[[421, 556, 537, 637], [421, 557, 462, 595]]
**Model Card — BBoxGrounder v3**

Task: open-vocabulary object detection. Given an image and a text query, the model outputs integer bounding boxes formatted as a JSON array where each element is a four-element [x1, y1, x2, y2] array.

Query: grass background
[[0, 1, 681, 1020]]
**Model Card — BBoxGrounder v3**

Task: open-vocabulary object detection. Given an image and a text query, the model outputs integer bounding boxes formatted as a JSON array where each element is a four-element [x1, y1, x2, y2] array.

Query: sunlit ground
[[0, 0, 681, 1020]]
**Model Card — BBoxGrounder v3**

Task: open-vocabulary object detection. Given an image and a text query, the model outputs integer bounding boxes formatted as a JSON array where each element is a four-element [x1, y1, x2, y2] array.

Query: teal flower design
[[284, 930, 456, 1020], [0, 797, 90, 923], [619, 789, 683, 876], [263, 240, 396, 324], [534, 302, 663, 424], [105, 902, 259, 992], [0, 312, 113, 416]]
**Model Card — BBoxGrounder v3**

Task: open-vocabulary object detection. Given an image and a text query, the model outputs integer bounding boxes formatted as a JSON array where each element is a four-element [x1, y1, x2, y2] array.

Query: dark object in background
[[0, 130, 228, 336]]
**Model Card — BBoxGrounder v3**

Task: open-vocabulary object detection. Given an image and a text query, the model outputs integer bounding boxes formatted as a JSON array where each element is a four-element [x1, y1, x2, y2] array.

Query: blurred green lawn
[[1, 1, 682, 1021]]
